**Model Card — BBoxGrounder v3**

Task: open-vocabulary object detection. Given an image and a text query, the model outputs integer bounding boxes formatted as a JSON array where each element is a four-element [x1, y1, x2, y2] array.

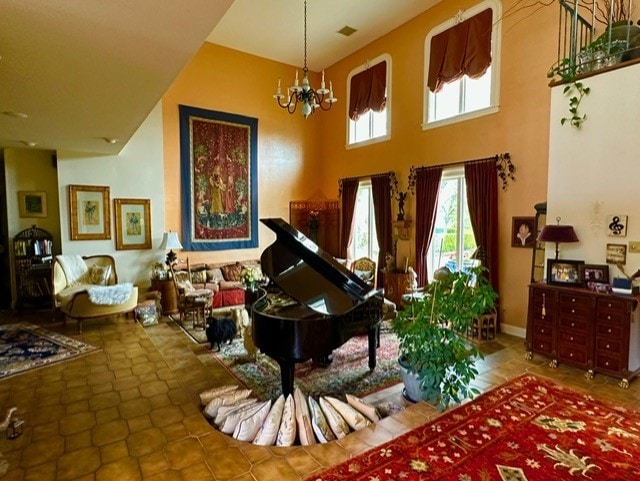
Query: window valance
[[349, 61, 387, 121], [427, 8, 492, 93]]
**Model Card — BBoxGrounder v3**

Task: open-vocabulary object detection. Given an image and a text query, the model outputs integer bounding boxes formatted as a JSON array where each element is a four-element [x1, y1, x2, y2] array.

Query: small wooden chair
[[170, 259, 213, 330]]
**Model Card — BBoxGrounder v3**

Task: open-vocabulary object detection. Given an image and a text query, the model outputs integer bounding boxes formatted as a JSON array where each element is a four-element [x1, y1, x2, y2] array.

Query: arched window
[[347, 54, 392, 147], [423, 0, 502, 128]]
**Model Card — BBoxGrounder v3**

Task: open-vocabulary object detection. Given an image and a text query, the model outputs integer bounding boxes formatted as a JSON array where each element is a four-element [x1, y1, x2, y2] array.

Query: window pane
[[350, 182, 379, 261], [371, 109, 387, 138], [429, 79, 461, 122], [464, 67, 491, 113]]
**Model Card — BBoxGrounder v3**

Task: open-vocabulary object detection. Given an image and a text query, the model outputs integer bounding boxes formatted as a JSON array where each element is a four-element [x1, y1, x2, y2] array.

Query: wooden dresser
[[526, 283, 640, 388]]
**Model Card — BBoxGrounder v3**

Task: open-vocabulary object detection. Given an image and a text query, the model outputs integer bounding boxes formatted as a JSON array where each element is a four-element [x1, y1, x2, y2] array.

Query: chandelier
[[273, 0, 337, 118]]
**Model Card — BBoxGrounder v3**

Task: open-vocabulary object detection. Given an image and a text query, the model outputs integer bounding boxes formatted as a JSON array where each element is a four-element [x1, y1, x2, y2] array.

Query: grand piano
[[252, 218, 384, 397]]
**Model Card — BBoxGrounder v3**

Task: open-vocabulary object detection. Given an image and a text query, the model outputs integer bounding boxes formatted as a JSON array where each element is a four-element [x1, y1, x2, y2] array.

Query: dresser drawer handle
[[571, 309, 575, 314], [607, 315, 611, 320], [541, 329, 545, 334], [608, 328, 612, 334], [571, 322, 575, 327], [570, 353, 574, 357], [608, 303, 612, 307], [572, 298, 576, 302], [570, 336, 574, 341], [606, 344, 610, 349], [605, 361, 609, 366]]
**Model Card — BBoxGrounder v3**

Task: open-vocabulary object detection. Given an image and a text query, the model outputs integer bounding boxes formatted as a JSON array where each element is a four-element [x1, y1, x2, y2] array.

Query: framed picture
[[606, 243, 627, 264], [579, 264, 609, 284], [114, 198, 151, 250], [547, 259, 584, 286], [511, 216, 536, 248], [607, 215, 628, 237], [18, 191, 47, 218], [68, 185, 111, 240], [179, 105, 258, 251]]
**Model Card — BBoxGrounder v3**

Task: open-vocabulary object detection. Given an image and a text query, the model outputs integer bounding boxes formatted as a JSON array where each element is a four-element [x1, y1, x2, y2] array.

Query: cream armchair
[[52, 254, 138, 333]]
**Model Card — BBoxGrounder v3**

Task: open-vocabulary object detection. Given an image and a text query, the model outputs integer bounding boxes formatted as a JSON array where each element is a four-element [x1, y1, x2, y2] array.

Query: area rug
[[0, 322, 100, 379], [210, 326, 403, 400], [304, 373, 640, 480]]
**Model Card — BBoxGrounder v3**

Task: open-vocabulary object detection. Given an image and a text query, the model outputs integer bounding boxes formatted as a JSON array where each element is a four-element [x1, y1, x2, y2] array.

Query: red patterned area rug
[[305, 374, 640, 481]]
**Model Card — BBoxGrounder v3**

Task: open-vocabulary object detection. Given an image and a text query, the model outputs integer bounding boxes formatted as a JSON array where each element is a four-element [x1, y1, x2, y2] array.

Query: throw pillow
[[174, 271, 194, 293], [191, 270, 207, 284], [214, 399, 258, 427], [220, 262, 244, 282], [325, 396, 371, 431], [220, 402, 264, 435], [319, 397, 349, 439], [308, 396, 335, 443], [294, 387, 316, 445], [233, 400, 272, 442], [199, 385, 238, 406], [253, 394, 285, 446], [203, 388, 252, 419], [346, 394, 380, 422], [206, 268, 225, 283], [276, 394, 297, 447], [88, 264, 111, 285]]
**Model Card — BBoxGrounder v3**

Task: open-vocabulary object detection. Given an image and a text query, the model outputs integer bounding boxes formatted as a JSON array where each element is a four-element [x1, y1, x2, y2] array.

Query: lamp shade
[[537, 225, 579, 243], [537, 217, 578, 259], [159, 231, 183, 250]]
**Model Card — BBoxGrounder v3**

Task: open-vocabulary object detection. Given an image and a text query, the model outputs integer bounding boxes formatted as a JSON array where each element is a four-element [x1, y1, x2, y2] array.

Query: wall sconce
[[537, 216, 579, 259]]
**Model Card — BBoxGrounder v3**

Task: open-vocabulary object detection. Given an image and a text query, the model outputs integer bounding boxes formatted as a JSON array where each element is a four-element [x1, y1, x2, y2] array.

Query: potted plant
[[392, 265, 498, 410]]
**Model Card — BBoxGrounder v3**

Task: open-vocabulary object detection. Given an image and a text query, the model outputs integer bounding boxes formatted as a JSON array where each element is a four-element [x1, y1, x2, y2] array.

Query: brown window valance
[[349, 61, 387, 121], [427, 8, 493, 93]]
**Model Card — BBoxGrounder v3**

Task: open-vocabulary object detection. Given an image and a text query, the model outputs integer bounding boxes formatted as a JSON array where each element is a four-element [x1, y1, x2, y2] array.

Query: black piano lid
[[260, 218, 380, 316]]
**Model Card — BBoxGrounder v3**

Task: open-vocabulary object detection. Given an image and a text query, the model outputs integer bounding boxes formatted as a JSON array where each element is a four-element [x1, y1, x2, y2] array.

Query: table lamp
[[537, 216, 579, 259], [159, 231, 183, 266]]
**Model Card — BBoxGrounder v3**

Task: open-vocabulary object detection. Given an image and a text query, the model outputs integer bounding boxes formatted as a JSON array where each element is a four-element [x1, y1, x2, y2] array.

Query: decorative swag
[[349, 61, 387, 121], [427, 8, 492, 93]]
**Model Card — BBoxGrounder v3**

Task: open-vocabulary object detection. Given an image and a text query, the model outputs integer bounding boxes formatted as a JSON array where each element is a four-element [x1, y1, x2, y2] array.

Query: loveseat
[[52, 254, 138, 333], [173, 260, 261, 309]]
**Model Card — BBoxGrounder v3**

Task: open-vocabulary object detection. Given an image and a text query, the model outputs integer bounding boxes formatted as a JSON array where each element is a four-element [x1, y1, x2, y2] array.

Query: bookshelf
[[13, 225, 54, 309]]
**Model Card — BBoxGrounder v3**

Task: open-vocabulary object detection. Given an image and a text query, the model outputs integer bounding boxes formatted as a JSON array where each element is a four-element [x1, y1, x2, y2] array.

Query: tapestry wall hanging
[[179, 105, 258, 250]]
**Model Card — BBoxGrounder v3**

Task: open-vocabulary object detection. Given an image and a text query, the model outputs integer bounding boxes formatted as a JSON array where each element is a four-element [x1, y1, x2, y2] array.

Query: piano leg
[[367, 324, 378, 371], [277, 358, 295, 397]]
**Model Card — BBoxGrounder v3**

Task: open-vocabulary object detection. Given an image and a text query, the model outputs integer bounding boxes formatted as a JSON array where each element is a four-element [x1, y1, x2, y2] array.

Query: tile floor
[[0, 310, 639, 481]]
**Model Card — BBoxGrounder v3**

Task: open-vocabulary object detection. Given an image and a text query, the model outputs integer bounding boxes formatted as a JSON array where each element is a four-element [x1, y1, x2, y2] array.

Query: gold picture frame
[[114, 198, 151, 250], [68, 184, 111, 240], [18, 191, 47, 218]]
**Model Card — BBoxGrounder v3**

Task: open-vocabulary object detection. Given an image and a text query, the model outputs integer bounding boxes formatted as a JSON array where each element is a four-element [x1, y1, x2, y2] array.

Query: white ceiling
[[0, 0, 439, 156]]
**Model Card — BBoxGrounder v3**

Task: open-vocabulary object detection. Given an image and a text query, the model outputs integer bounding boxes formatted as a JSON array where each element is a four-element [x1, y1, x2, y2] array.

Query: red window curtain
[[371, 175, 393, 281], [415, 167, 443, 286], [339, 178, 359, 259], [464, 160, 499, 314], [427, 8, 492, 93], [349, 61, 387, 121]]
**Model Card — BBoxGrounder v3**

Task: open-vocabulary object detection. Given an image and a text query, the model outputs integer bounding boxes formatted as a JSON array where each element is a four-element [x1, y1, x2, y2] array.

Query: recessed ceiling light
[[338, 26, 357, 37], [104, 137, 119, 144], [3, 111, 29, 118], [22, 141, 37, 147]]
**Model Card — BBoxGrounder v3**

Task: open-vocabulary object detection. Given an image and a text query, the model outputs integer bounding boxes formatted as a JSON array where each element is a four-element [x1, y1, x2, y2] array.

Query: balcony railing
[[554, 0, 639, 78]]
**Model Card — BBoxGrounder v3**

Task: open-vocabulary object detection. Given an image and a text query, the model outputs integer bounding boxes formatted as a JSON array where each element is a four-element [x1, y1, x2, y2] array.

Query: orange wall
[[316, 0, 557, 329], [162, 0, 559, 330], [162, 43, 321, 264]]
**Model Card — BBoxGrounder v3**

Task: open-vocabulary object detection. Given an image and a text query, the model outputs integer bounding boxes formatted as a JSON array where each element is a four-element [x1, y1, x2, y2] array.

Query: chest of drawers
[[526, 284, 640, 388]]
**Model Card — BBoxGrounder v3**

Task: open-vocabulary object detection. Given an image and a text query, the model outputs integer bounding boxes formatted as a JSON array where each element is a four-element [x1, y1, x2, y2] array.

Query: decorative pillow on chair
[[191, 270, 207, 284], [220, 262, 244, 282], [174, 271, 194, 293], [88, 264, 111, 285], [206, 268, 225, 284]]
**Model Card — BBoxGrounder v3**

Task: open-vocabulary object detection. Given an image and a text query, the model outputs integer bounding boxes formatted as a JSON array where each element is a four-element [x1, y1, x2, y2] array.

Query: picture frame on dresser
[[579, 264, 609, 284], [546, 259, 584, 286]]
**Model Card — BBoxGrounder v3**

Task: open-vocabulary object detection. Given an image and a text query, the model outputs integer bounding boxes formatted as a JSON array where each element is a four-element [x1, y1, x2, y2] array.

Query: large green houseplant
[[392, 266, 498, 410]]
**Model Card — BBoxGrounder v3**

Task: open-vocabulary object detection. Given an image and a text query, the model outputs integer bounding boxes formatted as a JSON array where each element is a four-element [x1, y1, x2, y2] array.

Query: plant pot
[[398, 356, 439, 403]]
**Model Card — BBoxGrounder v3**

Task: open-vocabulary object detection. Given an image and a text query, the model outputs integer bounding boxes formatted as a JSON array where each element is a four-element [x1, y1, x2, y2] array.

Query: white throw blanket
[[87, 282, 133, 305], [57, 254, 88, 286]]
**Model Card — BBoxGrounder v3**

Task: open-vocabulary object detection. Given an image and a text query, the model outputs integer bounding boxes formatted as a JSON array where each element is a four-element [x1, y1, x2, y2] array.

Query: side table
[[151, 278, 178, 315], [384, 272, 413, 307]]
